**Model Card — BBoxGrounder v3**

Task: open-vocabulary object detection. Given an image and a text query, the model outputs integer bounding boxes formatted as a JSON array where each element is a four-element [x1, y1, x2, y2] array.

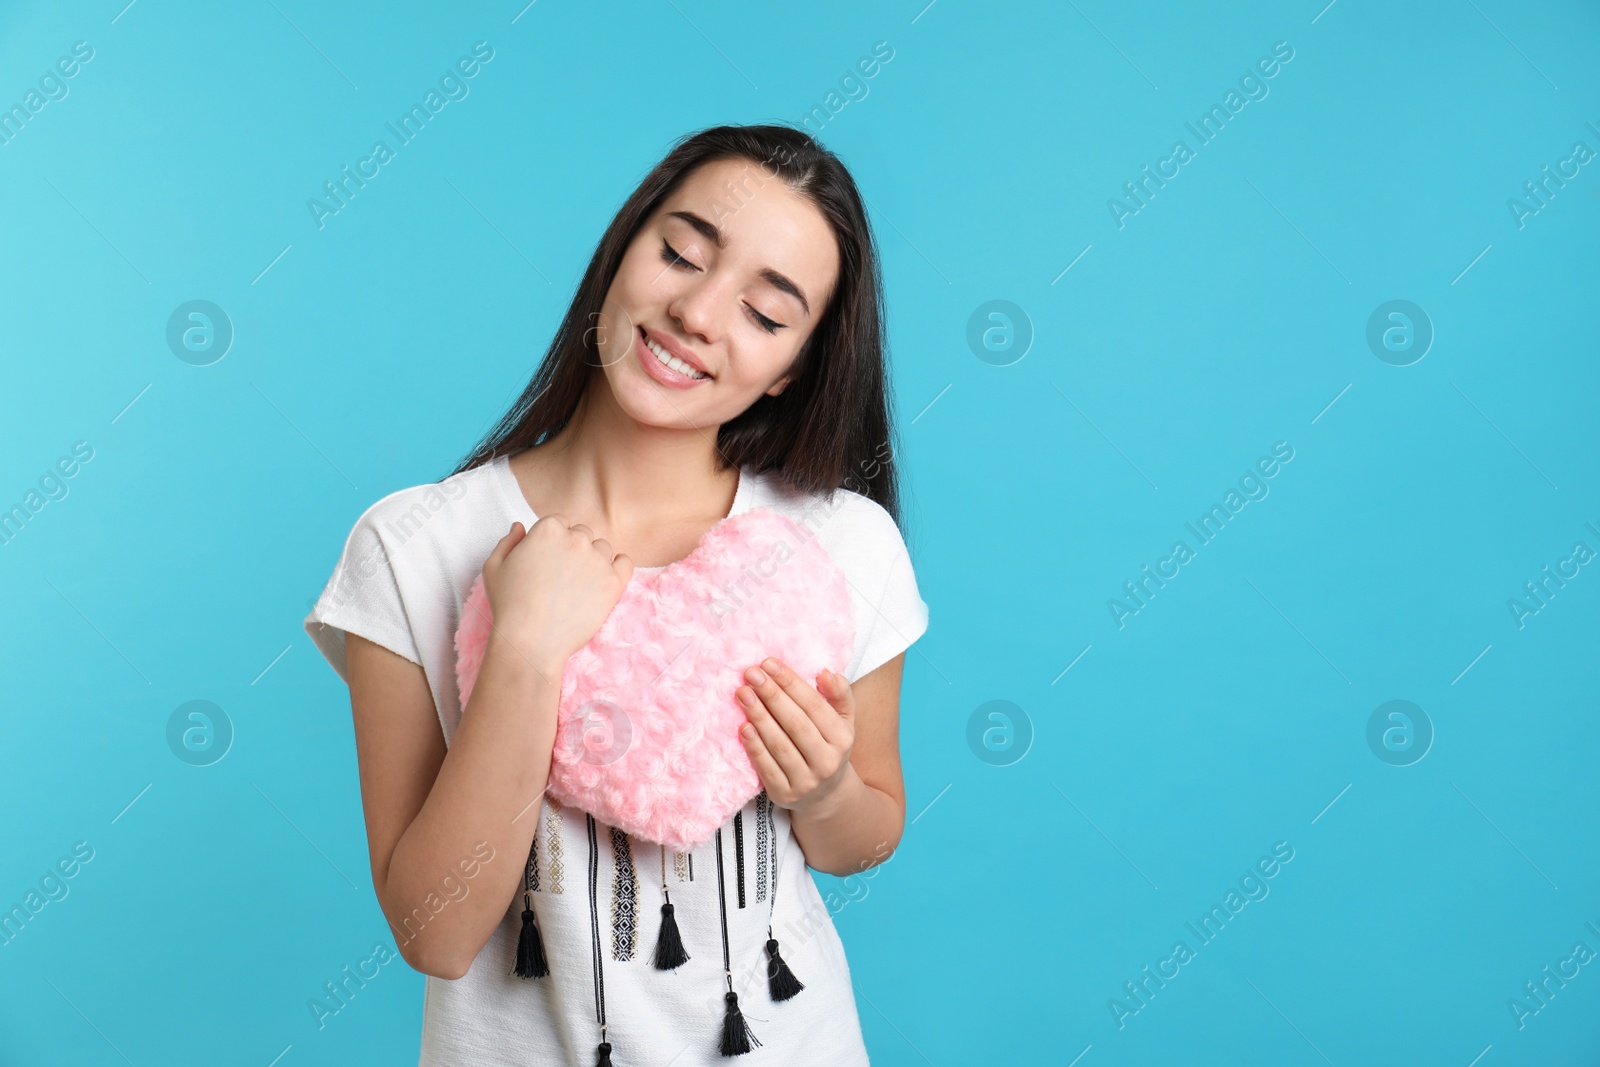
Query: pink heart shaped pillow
[[453, 505, 855, 851]]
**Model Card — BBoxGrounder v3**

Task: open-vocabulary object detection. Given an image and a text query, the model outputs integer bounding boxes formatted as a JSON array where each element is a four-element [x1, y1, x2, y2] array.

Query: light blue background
[[2, 0, 1598, 1064]]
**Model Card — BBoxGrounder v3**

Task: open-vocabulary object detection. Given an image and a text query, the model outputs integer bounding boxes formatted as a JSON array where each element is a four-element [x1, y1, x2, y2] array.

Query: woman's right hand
[[480, 515, 634, 672]]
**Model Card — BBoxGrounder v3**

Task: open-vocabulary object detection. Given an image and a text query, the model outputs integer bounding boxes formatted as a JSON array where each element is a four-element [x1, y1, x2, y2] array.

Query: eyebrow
[[665, 209, 813, 318]]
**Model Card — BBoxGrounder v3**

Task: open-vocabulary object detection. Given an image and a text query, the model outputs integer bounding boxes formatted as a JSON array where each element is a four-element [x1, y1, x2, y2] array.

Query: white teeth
[[644, 334, 708, 380]]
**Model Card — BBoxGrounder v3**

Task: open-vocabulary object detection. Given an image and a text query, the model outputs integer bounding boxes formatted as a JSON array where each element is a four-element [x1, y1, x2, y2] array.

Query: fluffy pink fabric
[[453, 506, 855, 850]]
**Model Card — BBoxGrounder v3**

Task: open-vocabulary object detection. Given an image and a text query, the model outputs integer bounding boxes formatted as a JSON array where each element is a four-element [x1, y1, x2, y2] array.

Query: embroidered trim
[[768, 800, 778, 898], [544, 806, 564, 894], [609, 826, 638, 961], [673, 849, 689, 882], [755, 791, 770, 904], [762, 800, 783, 944], [732, 812, 745, 908], [734, 810, 747, 908]]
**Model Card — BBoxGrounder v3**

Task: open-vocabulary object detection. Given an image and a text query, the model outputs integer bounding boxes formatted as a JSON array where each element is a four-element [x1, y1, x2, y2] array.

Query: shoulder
[[749, 472, 913, 575], [335, 460, 509, 570], [359, 460, 496, 523]]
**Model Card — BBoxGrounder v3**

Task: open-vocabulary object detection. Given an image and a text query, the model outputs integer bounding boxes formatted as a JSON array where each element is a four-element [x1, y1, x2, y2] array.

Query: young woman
[[305, 124, 930, 1066]]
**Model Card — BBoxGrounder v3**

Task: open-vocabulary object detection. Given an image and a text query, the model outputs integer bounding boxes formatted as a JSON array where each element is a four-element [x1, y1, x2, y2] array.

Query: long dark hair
[[445, 123, 907, 528]]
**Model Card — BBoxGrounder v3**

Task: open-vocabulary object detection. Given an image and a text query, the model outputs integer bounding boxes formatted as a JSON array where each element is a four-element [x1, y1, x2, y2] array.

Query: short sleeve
[[304, 505, 424, 685], [846, 504, 931, 683]]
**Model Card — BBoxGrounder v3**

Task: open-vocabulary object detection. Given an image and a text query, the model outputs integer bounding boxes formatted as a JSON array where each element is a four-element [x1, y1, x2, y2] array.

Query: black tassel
[[514, 892, 549, 978], [714, 826, 760, 1055], [719, 990, 761, 1055], [587, 816, 614, 1063], [652, 899, 689, 970], [765, 937, 804, 1001]]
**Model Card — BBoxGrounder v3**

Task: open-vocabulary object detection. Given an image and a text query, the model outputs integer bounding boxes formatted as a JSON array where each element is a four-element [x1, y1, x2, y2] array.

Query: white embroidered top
[[304, 452, 930, 1065]]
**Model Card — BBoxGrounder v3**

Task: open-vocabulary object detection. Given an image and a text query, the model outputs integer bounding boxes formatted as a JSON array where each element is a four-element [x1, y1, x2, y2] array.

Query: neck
[[540, 371, 738, 531]]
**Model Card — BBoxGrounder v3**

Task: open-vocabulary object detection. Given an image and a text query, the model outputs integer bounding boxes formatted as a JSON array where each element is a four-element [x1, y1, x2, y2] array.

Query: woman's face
[[593, 156, 841, 429]]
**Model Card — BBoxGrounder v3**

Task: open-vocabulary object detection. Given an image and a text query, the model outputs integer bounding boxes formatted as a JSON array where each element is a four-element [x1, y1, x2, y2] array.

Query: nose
[[667, 270, 730, 347]]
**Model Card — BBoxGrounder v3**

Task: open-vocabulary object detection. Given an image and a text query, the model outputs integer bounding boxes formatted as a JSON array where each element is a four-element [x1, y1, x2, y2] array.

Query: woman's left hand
[[736, 656, 855, 814]]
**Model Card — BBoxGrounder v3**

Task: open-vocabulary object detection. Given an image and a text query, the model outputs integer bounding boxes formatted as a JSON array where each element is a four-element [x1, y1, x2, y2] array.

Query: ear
[[765, 374, 791, 398]]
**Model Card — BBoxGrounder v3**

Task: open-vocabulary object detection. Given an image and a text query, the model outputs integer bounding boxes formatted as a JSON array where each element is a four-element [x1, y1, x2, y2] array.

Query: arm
[[346, 627, 563, 979], [345, 513, 632, 979]]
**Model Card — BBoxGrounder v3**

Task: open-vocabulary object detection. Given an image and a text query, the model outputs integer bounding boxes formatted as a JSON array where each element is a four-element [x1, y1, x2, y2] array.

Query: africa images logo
[[307, 41, 495, 230], [1108, 441, 1295, 629]]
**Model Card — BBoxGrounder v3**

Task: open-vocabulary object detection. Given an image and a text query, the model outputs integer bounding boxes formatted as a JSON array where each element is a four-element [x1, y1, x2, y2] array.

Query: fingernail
[[746, 667, 766, 684]]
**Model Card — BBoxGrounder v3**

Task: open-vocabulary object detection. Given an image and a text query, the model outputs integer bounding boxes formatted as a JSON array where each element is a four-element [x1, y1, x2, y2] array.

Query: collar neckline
[[492, 453, 752, 571]]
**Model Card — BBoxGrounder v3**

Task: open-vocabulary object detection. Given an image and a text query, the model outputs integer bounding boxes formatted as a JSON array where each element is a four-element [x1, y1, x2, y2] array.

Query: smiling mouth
[[639, 327, 711, 381]]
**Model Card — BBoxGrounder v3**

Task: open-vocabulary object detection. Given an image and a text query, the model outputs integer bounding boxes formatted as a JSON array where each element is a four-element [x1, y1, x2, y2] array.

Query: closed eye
[[659, 238, 786, 335], [747, 305, 782, 334], [659, 237, 695, 271]]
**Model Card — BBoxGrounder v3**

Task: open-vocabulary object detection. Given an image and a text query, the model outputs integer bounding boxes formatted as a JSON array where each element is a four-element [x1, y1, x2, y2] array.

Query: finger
[[821, 669, 855, 727], [487, 522, 525, 565], [737, 682, 810, 785], [761, 658, 849, 751], [794, 669, 851, 752], [806, 667, 854, 745], [739, 721, 790, 797], [741, 665, 830, 771]]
